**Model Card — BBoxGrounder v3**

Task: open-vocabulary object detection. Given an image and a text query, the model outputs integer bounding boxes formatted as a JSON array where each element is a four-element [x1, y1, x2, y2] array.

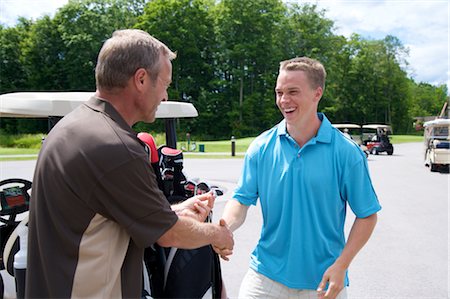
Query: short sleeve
[[341, 158, 382, 218], [88, 158, 178, 248], [233, 142, 260, 206]]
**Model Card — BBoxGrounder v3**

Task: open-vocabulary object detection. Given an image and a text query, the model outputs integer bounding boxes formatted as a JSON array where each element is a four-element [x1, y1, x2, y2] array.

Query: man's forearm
[[335, 213, 378, 269], [157, 216, 233, 251], [221, 198, 249, 232]]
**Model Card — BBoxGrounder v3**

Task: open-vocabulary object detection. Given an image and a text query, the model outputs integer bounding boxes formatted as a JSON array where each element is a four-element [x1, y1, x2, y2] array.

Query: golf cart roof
[[332, 124, 361, 129], [423, 118, 450, 128], [362, 124, 392, 130], [0, 92, 198, 119]]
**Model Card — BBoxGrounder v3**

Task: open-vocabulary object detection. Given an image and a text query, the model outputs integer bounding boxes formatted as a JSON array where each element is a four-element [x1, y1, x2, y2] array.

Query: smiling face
[[275, 70, 323, 127]]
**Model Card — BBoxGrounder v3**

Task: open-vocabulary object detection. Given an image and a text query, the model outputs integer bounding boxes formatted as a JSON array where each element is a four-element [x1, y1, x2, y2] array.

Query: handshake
[[166, 191, 234, 260]]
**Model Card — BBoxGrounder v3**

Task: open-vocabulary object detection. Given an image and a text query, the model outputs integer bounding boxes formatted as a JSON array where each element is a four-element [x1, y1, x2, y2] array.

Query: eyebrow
[[275, 87, 300, 92]]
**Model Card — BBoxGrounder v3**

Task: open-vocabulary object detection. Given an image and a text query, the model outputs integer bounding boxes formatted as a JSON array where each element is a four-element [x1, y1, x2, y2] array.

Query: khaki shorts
[[238, 268, 348, 299]]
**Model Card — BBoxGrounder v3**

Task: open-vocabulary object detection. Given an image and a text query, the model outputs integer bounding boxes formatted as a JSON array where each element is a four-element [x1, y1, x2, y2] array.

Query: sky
[[0, 0, 449, 91]]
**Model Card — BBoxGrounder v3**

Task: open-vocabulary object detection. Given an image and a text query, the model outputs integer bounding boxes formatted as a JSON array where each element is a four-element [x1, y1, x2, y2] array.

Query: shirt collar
[[84, 96, 135, 135], [276, 113, 333, 144]]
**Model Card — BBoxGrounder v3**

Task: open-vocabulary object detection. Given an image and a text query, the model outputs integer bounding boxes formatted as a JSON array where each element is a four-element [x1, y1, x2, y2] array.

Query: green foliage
[[135, 0, 219, 136], [21, 16, 68, 90], [0, 0, 447, 138], [54, 0, 146, 90], [213, 0, 287, 136], [0, 133, 44, 149], [0, 20, 31, 92], [408, 82, 448, 118]]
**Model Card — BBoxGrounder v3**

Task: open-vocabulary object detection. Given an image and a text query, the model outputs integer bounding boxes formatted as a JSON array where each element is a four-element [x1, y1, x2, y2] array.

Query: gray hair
[[279, 57, 326, 90], [95, 29, 176, 90]]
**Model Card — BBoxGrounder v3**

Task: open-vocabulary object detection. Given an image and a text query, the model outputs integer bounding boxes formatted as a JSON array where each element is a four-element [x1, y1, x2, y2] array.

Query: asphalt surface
[[187, 142, 449, 299], [0, 142, 448, 298]]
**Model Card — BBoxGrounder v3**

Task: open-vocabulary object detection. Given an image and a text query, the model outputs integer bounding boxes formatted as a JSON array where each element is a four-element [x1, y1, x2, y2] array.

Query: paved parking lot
[[184, 142, 449, 299], [1, 142, 448, 298]]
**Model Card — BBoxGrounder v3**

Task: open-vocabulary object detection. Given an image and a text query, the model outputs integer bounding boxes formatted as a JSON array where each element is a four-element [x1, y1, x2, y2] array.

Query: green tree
[[282, 3, 346, 124], [0, 19, 31, 92], [21, 16, 68, 90], [135, 0, 218, 137], [328, 34, 411, 132], [0, 19, 39, 134], [214, 0, 287, 137], [54, 0, 145, 90], [409, 82, 448, 118]]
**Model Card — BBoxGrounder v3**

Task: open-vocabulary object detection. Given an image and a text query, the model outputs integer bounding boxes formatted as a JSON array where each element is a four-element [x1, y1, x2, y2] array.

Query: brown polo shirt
[[26, 97, 177, 298]]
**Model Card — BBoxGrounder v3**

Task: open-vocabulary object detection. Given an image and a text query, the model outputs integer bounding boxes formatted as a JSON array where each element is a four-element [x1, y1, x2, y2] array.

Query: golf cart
[[362, 124, 394, 155], [332, 124, 369, 157], [0, 92, 198, 148], [423, 119, 450, 172], [0, 92, 222, 299]]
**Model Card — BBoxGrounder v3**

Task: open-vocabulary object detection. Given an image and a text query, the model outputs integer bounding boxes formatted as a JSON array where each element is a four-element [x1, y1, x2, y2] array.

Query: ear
[[313, 86, 323, 103], [134, 68, 147, 92]]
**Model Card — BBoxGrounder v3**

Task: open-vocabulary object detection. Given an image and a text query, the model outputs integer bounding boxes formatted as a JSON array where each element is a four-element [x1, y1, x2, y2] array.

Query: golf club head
[[183, 180, 196, 198], [196, 182, 210, 195]]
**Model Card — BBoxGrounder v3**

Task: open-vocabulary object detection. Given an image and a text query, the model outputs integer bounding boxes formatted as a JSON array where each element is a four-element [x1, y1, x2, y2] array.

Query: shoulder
[[246, 123, 280, 158], [331, 126, 367, 162], [57, 105, 147, 164]]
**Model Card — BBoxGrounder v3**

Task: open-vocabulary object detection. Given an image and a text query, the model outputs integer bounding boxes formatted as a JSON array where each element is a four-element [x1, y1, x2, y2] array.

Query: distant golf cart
[[332, 123, 369, 157], [362, 124, 394, 155], [1, 92, 224, 299], [423, 119, 450, 172]]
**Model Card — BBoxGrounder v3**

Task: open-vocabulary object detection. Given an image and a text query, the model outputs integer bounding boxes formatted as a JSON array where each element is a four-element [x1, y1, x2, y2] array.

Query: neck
[[286, 113, 321, 147], [95, 87, 137, 127]]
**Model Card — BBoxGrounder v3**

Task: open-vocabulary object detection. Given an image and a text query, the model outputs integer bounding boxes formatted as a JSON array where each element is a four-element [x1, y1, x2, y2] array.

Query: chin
[[144, 114, 156, 123]]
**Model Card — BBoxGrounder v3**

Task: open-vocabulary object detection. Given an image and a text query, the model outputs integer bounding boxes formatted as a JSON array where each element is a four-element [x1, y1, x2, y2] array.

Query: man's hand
[[212, 219, 234, 261], [316, 262, 346, 299], [172, 192, 215, 222]]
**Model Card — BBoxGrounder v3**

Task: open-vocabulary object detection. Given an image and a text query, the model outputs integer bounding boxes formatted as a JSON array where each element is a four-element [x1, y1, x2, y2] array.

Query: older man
[[26, 29, 233, 299]]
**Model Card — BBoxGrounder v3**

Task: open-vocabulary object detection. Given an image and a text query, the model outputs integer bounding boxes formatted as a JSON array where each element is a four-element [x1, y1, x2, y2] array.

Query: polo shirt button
[[297, 153, 300, 158]]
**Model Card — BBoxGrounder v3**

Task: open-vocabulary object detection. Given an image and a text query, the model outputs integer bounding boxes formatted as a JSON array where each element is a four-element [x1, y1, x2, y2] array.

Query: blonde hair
[[95, 29, 176, 90], [279, 57, 326, 90]]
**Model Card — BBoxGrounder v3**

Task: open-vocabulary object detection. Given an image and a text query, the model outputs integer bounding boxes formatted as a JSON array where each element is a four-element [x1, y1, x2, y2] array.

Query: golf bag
[[137, 133, 223, 299]]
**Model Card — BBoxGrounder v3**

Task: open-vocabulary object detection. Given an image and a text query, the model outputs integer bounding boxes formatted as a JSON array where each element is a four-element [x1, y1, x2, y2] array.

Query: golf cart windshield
[[362, 124, 393, 142], [424, 120, 449, 140], [332, 124, 362, 144]]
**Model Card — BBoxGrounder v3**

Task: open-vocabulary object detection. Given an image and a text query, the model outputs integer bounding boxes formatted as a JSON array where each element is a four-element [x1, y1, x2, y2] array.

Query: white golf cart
[[332, 123, 369, 157], [0, 92, 198, 148], [423, 118, 450, 172], [1, 92, 227, 299]]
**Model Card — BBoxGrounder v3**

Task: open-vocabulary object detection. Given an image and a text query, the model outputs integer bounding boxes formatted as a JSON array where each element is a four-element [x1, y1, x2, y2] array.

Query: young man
[[220, 57, 381, 299], [26, 29, 233, 299]]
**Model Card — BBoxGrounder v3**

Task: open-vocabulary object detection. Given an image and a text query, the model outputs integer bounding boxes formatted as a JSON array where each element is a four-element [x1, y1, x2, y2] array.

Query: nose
[[162, 91, 168, 102], [278, 93, 289, 103]]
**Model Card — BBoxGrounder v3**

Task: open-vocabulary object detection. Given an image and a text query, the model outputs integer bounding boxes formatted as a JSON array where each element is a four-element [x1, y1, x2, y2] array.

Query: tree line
[[1, 0, 447, 139]]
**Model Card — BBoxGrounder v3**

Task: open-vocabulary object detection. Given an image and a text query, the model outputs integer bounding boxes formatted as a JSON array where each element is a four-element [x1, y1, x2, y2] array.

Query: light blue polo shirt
[[234, 113, 381, 290]]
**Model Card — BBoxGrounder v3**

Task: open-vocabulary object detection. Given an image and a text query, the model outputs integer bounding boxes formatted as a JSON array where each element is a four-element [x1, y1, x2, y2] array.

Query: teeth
[[284, 108, 295, 113]]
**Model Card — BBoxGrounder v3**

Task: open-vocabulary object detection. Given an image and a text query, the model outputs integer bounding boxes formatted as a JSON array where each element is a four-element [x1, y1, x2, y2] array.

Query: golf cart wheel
[[387, 148, 393, 155], [371, 148, 378, 155], [430, 163, 438, 172]]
